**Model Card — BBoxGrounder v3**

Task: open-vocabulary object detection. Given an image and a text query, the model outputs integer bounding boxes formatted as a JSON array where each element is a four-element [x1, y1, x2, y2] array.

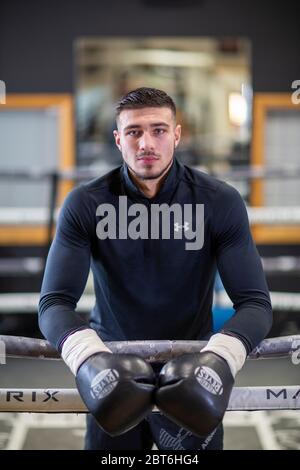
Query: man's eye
[[127, 130, 139, 136], [154, 128, 165, 134]]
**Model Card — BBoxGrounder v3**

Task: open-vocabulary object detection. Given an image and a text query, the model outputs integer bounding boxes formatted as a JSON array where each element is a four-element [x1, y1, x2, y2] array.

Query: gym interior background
[[0, 0, 300, 450]]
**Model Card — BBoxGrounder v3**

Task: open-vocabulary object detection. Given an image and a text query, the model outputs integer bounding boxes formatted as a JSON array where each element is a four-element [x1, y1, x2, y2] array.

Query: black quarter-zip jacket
[[38, 159, 272, 353]]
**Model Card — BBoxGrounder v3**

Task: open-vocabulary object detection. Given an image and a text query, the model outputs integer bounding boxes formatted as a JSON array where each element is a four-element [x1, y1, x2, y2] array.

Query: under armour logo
[[174, 222, 189, 232], [159, 427, 192, 450]]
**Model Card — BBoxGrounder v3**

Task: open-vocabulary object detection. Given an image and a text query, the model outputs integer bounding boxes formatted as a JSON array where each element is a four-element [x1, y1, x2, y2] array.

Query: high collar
[[121, 158, 184, 203]]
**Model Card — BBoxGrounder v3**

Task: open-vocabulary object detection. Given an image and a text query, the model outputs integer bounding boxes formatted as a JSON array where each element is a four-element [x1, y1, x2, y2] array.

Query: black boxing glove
[[61, 328, 155, 436], [76, 351, 156, 436], [156, 333, 247, 437]]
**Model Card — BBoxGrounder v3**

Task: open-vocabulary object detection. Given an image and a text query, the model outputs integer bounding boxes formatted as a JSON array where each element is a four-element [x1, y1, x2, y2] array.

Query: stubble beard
[[127, 157, 174, 181]]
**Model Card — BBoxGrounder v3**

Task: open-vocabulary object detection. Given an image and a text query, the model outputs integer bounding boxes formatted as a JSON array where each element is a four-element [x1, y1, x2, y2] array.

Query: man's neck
[[130, 175, 164, 199], [128, 162, 173, 199]]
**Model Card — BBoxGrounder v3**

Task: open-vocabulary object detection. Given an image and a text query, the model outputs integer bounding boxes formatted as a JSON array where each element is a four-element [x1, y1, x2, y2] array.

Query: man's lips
[[137, 155, 159, 162]]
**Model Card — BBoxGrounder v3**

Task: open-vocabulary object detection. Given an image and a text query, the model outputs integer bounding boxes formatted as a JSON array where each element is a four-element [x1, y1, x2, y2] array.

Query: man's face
[[113, 107, 181, 180]]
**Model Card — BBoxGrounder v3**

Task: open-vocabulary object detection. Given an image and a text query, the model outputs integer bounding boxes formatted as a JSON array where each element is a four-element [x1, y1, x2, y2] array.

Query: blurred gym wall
[[0, 0, 299, 93]]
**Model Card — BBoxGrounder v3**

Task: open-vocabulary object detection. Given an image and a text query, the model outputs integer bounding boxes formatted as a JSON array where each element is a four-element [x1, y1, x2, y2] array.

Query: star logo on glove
[[194, 366, 223, 395]]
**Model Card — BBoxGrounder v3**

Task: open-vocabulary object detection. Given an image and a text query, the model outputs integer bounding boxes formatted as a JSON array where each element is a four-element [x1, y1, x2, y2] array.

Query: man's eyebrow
[[150, 122, 170, 128], [123, 124, 141, 131], [123, 122, 170, 131]]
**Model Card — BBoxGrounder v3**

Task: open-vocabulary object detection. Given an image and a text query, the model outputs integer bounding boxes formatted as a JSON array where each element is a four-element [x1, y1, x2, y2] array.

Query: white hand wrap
[[61, 328, 111, 376], [201, 333, 247, 378]]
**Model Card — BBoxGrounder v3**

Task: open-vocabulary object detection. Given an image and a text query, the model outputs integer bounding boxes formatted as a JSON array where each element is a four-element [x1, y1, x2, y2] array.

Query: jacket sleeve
[[38, 185, 94, 351], [212, 182, 273, 353]]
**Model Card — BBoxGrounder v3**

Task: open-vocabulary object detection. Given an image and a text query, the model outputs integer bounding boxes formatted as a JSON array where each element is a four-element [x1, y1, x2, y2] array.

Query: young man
[[38, 87, 272, 450]]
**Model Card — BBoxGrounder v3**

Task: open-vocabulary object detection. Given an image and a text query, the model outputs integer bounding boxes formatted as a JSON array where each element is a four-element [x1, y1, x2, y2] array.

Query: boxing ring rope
[[0, 335, 299, 412], [0, 386, 299, 413], [1, 290, 300, 313], [1, 164, 300, 181], [1, 334, 300, 361], [2, 206, 300, 226]]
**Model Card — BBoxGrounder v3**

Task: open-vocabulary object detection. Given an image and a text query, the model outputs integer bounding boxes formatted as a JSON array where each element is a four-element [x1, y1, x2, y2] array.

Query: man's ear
[[174, 124, 181, 148], [113, 130, 122, 152]]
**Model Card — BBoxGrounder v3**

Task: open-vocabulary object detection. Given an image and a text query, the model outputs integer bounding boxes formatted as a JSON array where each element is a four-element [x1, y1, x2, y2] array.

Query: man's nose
[[138, 132, 154, 151]]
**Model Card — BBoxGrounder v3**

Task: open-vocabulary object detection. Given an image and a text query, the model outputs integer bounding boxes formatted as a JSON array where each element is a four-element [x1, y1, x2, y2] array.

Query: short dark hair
[[115, 87, 176, 122]]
